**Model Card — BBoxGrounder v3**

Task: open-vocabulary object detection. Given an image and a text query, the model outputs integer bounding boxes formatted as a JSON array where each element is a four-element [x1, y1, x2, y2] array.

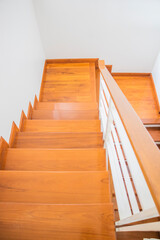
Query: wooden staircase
[[0, 59, 116, 239]]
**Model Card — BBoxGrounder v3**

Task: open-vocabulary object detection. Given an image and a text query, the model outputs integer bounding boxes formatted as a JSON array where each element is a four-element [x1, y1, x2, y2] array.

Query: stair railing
[[98, 60, 160, 231]]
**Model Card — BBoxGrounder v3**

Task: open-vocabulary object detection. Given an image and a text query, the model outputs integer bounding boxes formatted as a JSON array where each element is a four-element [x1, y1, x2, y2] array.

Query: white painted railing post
[[103, 98, 114, 169], [99, 77, 103, 117], [104, 98, 113, 144]]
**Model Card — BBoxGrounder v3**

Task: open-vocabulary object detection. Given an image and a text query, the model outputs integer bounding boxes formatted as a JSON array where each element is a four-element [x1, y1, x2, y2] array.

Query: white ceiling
[[33, 0, 160, 72]]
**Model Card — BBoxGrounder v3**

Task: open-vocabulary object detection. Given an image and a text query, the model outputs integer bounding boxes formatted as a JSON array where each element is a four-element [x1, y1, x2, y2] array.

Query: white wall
[[0, 0, 45, 141], [152, 52, 160, 105], [33, 0, 160, 72]]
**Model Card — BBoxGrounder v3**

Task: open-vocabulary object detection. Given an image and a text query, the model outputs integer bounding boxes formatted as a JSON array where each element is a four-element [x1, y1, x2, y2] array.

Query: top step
[[35, 102, 98, 111], [40, 60, 98, 102]]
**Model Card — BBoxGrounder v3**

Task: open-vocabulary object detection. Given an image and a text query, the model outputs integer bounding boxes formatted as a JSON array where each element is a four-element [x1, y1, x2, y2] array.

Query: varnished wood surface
[[35, 102, 98, 110], [46, 58, 99, 64], [2, 148, 106, 171], [146, 127, 160, 142], [19, 111, 26, 131], [113, 73, 160, 123], [27, 102, 33, 119], [31, 109, 99, 119], [33, 95, 38, 109], [40, 62, 97, 102], [0, 137, 8, 168], [22, 119, 101, 132], [0, 171, 109, 204], [106, 65, 112, 73], [13, 132, 104, 148], [0, 59, 115, 239], [0, 203, 115, 240], [117, 232, 160, 240], [99, 60, 160, 213], [9, 122, 19, 148]]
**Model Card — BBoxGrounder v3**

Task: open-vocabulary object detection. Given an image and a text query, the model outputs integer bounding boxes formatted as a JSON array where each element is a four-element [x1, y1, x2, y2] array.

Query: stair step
[[36, 102, 98, 111], [22, 120, 101, 132], [2, 148, 106, 171], [146, 127, 160, 142], [13, 132, 104, 148], [0, 171, 110, 204], [0, 203, 115, 240], [31, 109, 99, 119]]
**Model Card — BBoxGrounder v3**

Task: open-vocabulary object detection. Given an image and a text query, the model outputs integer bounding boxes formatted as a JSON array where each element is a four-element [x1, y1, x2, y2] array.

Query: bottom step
[[0, 203, 115, 240]]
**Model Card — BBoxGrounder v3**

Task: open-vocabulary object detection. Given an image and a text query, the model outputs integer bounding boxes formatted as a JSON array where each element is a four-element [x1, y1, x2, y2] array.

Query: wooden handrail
[[98, 60, 160, 214]]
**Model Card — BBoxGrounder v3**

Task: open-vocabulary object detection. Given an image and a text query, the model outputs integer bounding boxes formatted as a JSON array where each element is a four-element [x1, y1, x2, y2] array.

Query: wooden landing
[[40, 59, 98, 102], [112, 73, 160, 124]]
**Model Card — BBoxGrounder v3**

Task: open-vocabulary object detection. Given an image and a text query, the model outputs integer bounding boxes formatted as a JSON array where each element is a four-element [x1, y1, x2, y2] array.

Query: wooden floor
[[0, 59, 116, 240]]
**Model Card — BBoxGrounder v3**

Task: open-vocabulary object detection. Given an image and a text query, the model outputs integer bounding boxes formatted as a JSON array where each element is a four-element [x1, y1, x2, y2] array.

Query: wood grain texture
[[0, 58, 115, 239], [2, 148, 106, 171], [99, 61, 160, 213], [13, 132, 104, 148], [40, 61, 97, 102], [113, 73, 160, 123], [146, 127, 160, 142], [9, 122, 19, 148], [22, 119, 101, 132], [31, 109, 99, 119], [116, 231, 160, 240], [0, 137, 8, 170], [112, 73, 150, 76], [19, 111, 27, 131], [0, 203, 115, 240], [46, 58, 99, 64], [36, 102, 98, 110], [33, 95, 38, 109], [27, 102, 33, 119], [0, 171, 109, 204]]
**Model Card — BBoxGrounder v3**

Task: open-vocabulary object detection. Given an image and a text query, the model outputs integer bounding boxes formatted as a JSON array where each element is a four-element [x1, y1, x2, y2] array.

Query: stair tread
[[13, 132, 104, 148], [2, 148, 106, 171], [22, 119, 101, 132], [0, 203, 116, 240], [0, 171, 110, 204], [31, 109, 99, 119]]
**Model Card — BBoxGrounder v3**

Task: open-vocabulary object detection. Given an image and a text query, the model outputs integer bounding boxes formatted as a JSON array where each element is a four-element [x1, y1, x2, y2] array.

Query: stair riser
[[32, 110, 99, 120], [13, 133, 104, 149], [35, 102, 98, 111]]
